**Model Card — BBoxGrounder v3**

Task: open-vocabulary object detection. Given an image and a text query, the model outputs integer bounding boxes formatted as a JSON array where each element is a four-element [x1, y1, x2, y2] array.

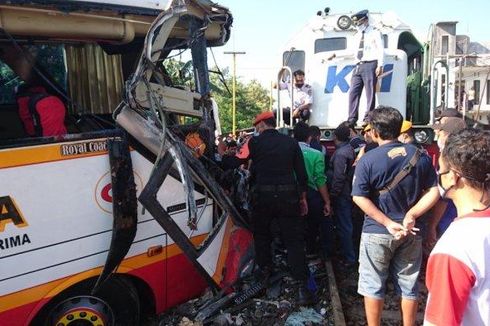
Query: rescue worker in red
[[248, 111, 316, 305]]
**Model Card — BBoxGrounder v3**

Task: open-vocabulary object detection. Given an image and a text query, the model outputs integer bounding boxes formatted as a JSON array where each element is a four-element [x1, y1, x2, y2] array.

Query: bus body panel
[[0, 139, 212, 325]]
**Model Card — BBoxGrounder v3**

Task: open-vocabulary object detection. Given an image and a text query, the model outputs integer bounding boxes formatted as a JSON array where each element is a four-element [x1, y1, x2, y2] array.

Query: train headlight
[[337, 15, 352, 30], [414, 129, 430, 144], [323, 130, 334, 141]]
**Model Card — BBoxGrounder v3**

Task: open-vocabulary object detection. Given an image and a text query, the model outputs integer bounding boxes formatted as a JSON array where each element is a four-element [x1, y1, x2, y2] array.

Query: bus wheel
[[50, 296, 114, 326], [47, 278, 140, 326]]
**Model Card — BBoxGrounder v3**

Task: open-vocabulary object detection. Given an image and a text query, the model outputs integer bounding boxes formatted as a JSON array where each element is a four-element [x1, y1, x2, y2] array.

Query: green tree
[[210, 68, 270, 133]]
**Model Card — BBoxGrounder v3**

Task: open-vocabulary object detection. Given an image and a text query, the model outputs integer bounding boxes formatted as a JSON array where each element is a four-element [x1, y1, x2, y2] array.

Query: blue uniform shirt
[[352, 142, 437, 234]]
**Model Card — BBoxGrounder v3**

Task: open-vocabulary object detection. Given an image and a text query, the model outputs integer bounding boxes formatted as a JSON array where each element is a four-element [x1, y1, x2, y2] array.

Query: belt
[[357, 60, 377, 65], [255, 184, 297, 192]]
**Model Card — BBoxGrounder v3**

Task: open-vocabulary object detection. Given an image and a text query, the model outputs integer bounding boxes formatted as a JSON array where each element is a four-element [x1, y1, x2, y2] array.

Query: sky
[[212, 0, 490, 86]]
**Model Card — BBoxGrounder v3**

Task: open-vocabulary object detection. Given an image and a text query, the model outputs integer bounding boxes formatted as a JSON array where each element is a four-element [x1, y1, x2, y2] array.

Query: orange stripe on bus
[[0, 234, 207, 313], [212, 218, 234, 283], [0, 140, 108, 169]]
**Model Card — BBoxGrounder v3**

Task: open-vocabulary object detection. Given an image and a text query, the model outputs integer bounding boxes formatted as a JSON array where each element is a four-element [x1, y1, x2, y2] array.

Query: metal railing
[[276, 66, 294, 128]]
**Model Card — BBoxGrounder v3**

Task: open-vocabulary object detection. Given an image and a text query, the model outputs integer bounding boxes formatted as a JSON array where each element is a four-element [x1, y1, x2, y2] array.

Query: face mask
[[253, 128, 260, 137], [437, 138, 445, 151], [356, 21, 367, 32], [437, 170, 452, 198]]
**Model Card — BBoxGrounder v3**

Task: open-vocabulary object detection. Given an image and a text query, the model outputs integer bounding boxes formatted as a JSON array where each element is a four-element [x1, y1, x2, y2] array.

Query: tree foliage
[[163, 58, 271, 134], [210, 67, 270, 133]]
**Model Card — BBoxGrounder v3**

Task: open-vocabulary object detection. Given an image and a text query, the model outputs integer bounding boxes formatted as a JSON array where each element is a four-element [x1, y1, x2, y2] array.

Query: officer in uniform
[[348, 9, 384, 127], [248, 111, 315, 305], [277, 69, 313, 125]]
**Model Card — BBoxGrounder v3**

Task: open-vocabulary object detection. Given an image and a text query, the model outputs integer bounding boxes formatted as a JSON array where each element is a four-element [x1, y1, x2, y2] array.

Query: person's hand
[[385, 220, 407, 239], [299, 198, 308, 217], [293, 108, 300, 118], [376, 66, 383, 77], [403, 213, 420, 235], [323, 201, 332, 216]]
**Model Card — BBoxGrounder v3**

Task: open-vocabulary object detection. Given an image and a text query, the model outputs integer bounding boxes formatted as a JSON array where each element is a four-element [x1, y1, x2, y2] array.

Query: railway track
[[326, 258, 428, 325]]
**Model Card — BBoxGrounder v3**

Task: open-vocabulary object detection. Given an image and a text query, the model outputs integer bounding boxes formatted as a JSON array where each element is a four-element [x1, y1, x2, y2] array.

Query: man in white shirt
[[348, 10, 384, 127], [278, 69, 313, 125]]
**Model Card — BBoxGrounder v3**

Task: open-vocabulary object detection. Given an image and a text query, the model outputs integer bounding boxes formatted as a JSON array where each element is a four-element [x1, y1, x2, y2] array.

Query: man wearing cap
[[398, 120, 425, 150], [248, 111, 316, 305], [435, 108, 462, 122], [348, 10, 384, 127], [433, 117, 466, 150], [425, 116, 466, 253]]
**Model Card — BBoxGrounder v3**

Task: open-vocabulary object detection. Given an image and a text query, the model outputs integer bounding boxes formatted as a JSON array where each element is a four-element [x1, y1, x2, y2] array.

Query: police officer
[[348, 9, 384, 127], [248, 111, 315, 305]]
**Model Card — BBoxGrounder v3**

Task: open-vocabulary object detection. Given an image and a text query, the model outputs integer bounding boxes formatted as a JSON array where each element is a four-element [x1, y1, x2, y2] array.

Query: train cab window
[[282, 50, 305, 73], [314, 38, 347, 53]]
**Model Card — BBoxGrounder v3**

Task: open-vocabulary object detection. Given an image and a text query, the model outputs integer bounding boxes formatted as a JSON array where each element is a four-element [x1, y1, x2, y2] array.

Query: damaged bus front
[[0, 1, 252, 325]]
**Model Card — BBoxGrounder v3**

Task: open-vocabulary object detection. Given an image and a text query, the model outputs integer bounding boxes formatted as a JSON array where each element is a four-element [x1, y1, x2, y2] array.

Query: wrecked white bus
[[0, 1, 252, 325]]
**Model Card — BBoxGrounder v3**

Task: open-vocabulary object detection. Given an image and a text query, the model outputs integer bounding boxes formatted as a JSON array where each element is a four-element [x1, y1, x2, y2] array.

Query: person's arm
[[293, 143, 308, 216], [330, 148, 349, 197], [318, 184, 332, 216], [403, 161, 440, 231], [425, 200, 448, 250], [424, 253, 475, 325], [353, 196, 405, 236], [278, 80, 289, 90], [373, 28, 384, 76], [353, 145, 366, 166], [313, 154, 331, 215], [403, 186, 440, 231]]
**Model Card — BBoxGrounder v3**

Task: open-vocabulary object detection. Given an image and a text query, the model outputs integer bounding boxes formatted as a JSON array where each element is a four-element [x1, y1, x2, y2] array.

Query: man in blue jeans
[[352, 106, 439, 326], [330, 123, 356, 265]]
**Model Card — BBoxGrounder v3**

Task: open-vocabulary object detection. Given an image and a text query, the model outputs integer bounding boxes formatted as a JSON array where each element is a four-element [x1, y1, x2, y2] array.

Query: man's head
[[293, 121, 311, 143], [293, 69, 305, 88], [334, 123, 351, 145], [339, 121, 357, 138], [253, 111, 276, 134], [351, 10, 369, 29], [438, 128, 490, 205], [398, 120, 414, 144], [433, 117, 466, 150], [309, 125, 321, 140], [367, 106, 403, 143], [362, 124, 373, 143]]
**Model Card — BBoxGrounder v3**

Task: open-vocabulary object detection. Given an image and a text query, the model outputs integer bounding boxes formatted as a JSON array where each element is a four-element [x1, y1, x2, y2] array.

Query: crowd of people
[[213, 103, 489, 325]]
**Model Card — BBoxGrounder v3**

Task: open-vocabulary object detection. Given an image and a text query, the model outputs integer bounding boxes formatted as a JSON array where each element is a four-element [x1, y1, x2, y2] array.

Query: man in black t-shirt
[[352, 106, 439, 326]]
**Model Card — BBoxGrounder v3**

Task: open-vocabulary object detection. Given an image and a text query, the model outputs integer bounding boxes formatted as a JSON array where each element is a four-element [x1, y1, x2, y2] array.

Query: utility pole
[[224, 51, 245, 136]]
